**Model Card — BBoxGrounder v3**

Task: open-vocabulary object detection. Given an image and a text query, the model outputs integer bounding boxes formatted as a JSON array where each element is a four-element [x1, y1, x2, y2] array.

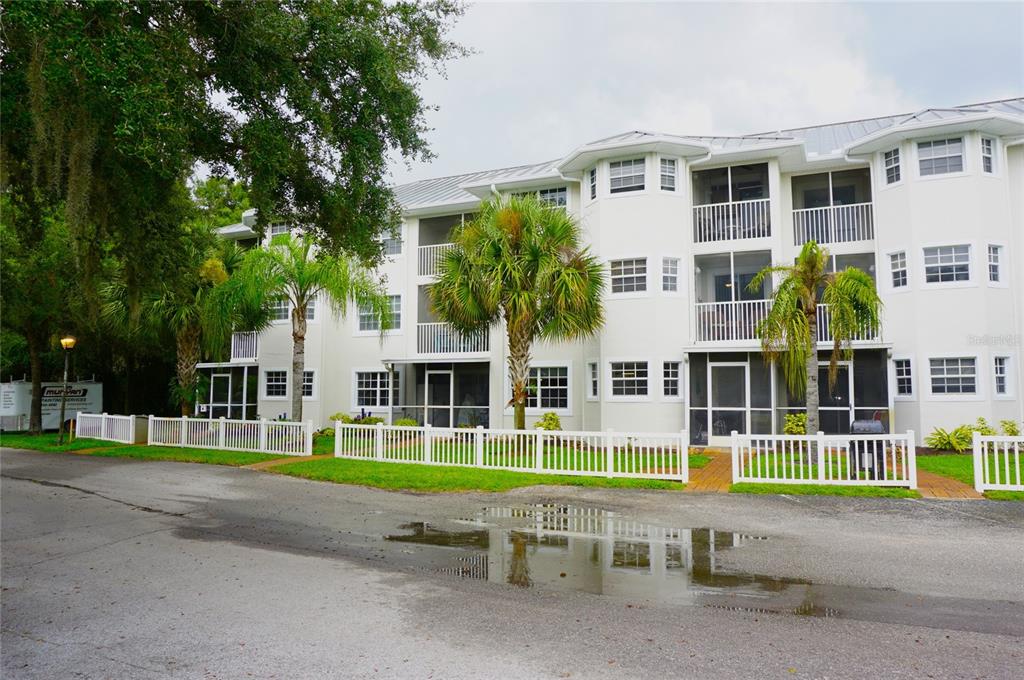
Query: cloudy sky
[[389, 1, 1023, 184]]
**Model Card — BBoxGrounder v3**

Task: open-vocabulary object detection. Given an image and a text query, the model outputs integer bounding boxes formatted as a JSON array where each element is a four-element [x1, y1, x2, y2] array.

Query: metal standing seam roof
[[394, 98, 1024, 211]]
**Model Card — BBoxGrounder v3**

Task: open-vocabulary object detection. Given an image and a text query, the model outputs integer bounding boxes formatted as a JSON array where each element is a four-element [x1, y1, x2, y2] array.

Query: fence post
[[680, 430, 689, 484], [258, 418, 268, 452], [534, 428, 544, 473], [180, 415, 188, 447], [730, 430, 739, 483], [305, 420, 314, 456], [334, 420, 341, 457], [906, 430, 917, 489], [604, 429, 614, 478], [375, 422, 385, 461], [218, 417, 226, 450], [102, 412, 109, 440], [972, 430, 983, 493], [816, 431, 826, 483], [147, 414, 154, 445], [423, 424, 431, 464], [475, 425, 484, 467]]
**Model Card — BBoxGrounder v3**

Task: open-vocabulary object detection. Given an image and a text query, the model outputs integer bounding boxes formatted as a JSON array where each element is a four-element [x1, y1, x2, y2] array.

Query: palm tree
[[749, 241, 882, 435], [227, 233, 391, 421], [431, 195, 605, 430]]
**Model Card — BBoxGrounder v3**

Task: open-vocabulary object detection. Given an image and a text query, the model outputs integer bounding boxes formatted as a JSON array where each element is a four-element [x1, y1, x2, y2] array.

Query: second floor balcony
[[230, 331, 259, 361], [791, 168, 873, 246], [418, 242, 454, 277], [416, 322, 489, 356], [694, 300, 880, 345]]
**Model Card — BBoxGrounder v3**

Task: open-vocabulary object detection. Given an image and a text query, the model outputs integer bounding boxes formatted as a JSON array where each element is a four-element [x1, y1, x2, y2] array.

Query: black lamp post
[[57, 335, 77, 444]]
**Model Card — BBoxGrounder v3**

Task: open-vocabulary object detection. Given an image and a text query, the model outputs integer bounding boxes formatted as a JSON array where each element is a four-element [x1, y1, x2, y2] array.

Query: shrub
[[536, 412, 562, 431], [313, 427, 335, 440], [783, 413, 807, 435], [924, 425, 973, 453], [328, 412, 354, 424], [1000, 420, 1021, 437], [355, 416, 385, 425], [393, 418, 419, 427], [970, 417, 997, 436]]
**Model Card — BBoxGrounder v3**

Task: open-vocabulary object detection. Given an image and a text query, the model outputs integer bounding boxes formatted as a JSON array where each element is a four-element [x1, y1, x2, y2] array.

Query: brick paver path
[[684, 450, 733, 493], [916, 470, 984, 499]]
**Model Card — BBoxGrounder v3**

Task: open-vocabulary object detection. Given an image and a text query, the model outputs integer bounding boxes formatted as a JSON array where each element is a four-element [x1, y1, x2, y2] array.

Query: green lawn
[[0, 432, 123, 452], [86, 445, 289, 467], [985, 491, 1024, 501], [916, 454, 974, 485], [735, 450, 911, 484], [730, 482, 920, 499]]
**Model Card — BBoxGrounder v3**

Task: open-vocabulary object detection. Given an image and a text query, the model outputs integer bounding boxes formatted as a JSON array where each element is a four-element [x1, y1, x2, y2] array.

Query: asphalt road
[[2, 448, 1022, 679]]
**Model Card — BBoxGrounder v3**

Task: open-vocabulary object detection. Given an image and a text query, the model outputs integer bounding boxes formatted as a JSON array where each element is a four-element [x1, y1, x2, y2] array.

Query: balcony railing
[[694, 300, 879, 344], [793, 203, 874, 245], [418, 242, 455, 277], [417, 322, 489, 355], [230, 331, 259, 361], [692, 198, 771, 243]]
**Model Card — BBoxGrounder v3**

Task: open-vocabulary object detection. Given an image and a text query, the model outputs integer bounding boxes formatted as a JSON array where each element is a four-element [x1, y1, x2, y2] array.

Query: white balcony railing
[[692, 198, 771, 243], [793, 203, 874, 245], [418, 243, 455, 277], [230, 331, 259, 361], [694, 300, 880, 344], [417, 322, 488, 355]]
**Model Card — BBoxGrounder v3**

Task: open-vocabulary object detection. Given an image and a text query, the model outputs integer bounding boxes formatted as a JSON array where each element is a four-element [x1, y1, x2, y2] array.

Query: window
[[265, 371, 287, 397], [359, 295, 401, 331], [981, 137, 995, 173], [526, 366, 568, 409], [988, 245, 1002, 283], [994, 357, 1009, 395], [611, 361, 648, 396], [924, 245, 970, 283], [383, 235, 403, 255], [609, 158, 645, 193], [587, 362, 599, 399], [918, 138, 963, 176], [889, 251, 908, 288], [302, 371, 315, 398], [305, 298, 316, 321], [929, 358, 976, 394], [610, 258, 647, 293], [589, 168, 597, 200], [894, 359, 913, 396], [661, 257, 679, 292], [660, 158, 676, 191], [663, 361, 681, 398], [269, 222, 290, 237], [270, 297, 290, 321], [883, 148, 901, 184], [538, 187, 568, 208], [356, 371, 390, 407]]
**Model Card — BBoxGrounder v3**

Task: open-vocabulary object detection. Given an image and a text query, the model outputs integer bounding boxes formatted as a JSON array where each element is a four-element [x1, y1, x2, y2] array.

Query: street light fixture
[[57, 335, 77, 444]]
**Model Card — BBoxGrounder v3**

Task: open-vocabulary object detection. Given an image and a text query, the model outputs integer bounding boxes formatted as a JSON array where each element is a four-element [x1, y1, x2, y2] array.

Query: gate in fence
[[972, 432, 1023, 492]]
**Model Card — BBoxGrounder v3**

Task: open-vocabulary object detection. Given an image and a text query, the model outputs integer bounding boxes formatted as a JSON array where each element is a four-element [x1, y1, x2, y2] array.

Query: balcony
[[693, 301, 879, 345], [230, 331, 259, 361], [793, 203, 874, 246], [692, 198, 772, 243], [417, 242, 454, 277], [815, 304, 879, 343], [416, 322, 489, 355]]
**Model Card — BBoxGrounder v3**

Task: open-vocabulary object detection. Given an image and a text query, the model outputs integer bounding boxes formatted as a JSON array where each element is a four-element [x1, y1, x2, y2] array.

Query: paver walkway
[[243, 453, 334, 471], [916, 470, 984, 499]]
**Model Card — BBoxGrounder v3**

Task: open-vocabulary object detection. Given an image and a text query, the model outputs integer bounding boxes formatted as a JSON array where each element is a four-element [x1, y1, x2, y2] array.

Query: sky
[[387, 1, 1024, 185]]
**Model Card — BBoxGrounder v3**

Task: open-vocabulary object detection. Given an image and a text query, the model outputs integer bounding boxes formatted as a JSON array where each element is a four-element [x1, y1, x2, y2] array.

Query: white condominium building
[[201, 98, 1024, 446]]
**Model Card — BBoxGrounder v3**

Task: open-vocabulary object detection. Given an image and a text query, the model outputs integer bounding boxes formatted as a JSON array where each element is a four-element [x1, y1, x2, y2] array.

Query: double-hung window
[[526, 366, 568, 409], [305, 298, 316, 321], [663, 361, 681, 398], [265, 371, 287, 397], [609, 159, 645, 193], [918, 138, 963, 176], [662, 257, 679, 292], [356, 371, 390, 407], [589, 168, 597, 200], [929, 358, 976, 394], [270, 297, 290, 321], [994, 357, 1009, 395], [610, 258, 647, 293], [538, 187, 568, 208], [587, 362, 599, 400], [981, 138, 995, 173], [894, 359, 913, 396], [383, 235, 403, 255], [883, 148, 901, 184], [660, 158, 677, 191], [987, 245, 1002, 283], [269, 222, 291, 238], [359, 295, 401, 331], [923, 245, 970, 283], [611, 361, 648, 397], [302, 371, 315, 398], [889, 251, 908, 288]]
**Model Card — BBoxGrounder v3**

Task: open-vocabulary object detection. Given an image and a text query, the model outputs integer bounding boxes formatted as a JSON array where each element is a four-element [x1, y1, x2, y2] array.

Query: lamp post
[[57, 335, 77, 444]]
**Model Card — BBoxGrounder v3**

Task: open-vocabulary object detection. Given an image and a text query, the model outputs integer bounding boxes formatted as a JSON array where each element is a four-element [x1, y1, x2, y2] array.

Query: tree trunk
[[291, 305, 307, 422], [805, 313, 820, 436], [506, 322, 531, 430], [27, 334, 43, 435], [176, 325, 202, 416]]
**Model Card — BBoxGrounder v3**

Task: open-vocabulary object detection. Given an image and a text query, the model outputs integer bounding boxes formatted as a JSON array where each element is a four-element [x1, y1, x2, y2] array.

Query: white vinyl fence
[[731, 430, 917, 488], [75, 412, 137, 444], [149, 416, 313, 456], [335, 423, 689, 482], [973, 433, 1023, 492]]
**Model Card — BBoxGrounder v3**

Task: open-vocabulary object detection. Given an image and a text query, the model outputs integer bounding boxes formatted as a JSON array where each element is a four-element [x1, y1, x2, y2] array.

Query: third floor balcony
[[691, 163, 771, 244]]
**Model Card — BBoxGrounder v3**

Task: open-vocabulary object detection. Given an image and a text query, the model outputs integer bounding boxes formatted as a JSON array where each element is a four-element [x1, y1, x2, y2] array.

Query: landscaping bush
[[970, 417, 997, 436], [536, 412, 562, 431], [313, 427, 335, 441], [924, 425, 973, 453], [1000, 420, 1021, 437], [393, 418, 419, 427], [783, 413, 806, 435], [328, 412, 354, 424], [355, 416, 385, 425]]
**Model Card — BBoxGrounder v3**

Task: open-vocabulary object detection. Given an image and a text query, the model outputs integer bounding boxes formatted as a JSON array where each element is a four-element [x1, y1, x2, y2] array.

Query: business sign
[[0, 381, 104, 430]]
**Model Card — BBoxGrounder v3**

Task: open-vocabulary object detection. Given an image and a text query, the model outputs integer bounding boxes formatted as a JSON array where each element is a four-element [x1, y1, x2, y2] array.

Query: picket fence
[[148, 416, 313, 456], [973, 432, 1023, 492], [335, 422, 689, 482], [76, 412, 137, 444], [731, 430, 917, 488]]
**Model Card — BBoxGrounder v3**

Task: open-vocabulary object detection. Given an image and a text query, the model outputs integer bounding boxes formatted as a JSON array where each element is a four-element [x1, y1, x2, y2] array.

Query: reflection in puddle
[[386, 504, 805, 606]]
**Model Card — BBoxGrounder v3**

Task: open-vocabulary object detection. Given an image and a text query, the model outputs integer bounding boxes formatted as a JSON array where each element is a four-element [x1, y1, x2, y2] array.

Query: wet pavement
[[2, 448, 1022, 679]]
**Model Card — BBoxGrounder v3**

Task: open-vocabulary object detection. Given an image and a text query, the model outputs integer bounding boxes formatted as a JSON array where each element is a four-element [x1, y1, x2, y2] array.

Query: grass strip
[[984, 490, 1024, 501], [0, 433, 123, 452], [85, 445, 290, 467], [730, 482, 920, 498]]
